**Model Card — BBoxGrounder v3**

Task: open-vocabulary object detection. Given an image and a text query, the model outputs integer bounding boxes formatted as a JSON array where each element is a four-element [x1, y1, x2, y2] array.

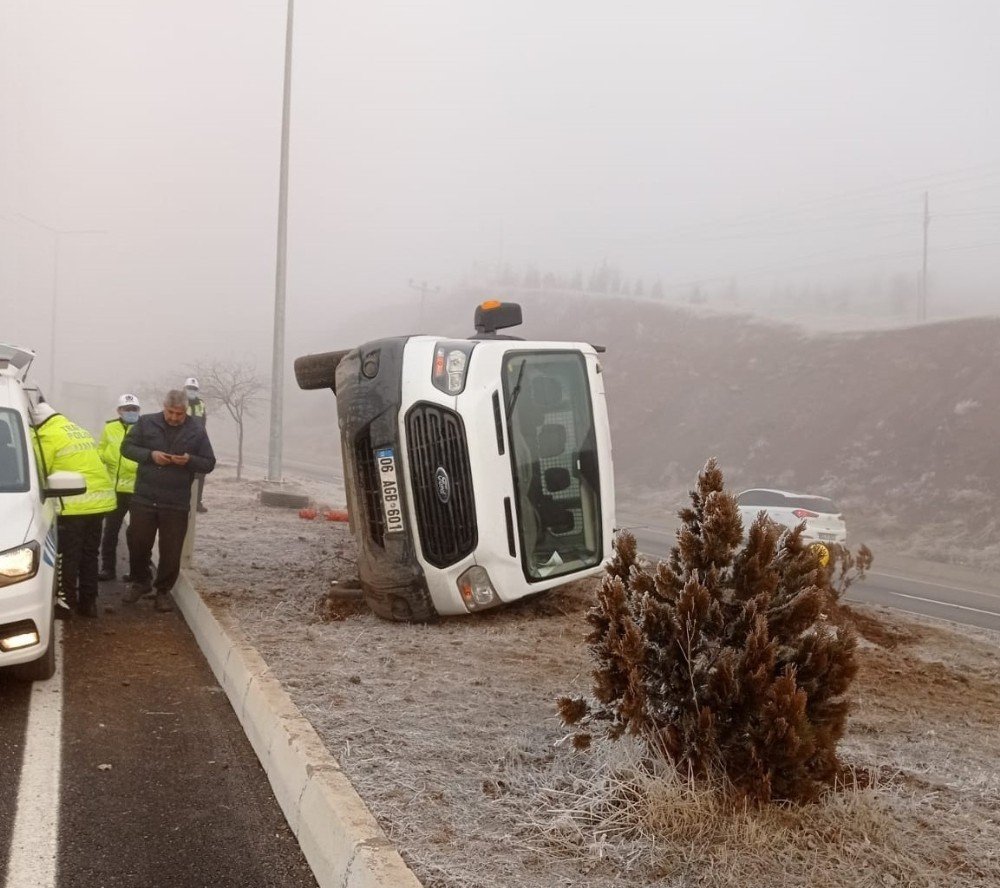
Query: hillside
[[445, 290, 1000, 566]]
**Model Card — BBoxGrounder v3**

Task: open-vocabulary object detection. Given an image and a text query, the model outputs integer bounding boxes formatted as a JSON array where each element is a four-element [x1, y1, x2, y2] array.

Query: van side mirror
[[44, 471, 87, 499]]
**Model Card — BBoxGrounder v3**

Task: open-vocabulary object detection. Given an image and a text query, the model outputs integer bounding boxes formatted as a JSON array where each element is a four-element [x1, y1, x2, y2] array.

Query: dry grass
[[501, 739, 999, 887]]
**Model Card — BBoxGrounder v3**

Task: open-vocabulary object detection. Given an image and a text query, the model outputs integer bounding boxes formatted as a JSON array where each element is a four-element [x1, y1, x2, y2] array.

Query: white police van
[[0, 344, 86, 680], [295, 302, 616, 621]]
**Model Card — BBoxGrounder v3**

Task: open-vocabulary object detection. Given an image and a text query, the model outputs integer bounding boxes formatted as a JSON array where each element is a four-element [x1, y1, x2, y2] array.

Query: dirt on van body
[[190, 466, 1000, 888]]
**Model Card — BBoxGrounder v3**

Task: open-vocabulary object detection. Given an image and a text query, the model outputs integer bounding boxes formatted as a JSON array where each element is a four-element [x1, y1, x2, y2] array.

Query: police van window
[[0, 408, 30, 493], [503, 351, 603, 582]]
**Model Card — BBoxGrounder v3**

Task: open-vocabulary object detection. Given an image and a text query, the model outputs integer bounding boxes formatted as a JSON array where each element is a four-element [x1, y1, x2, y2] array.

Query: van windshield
[[0, 408, 30, 493], [503, 351, 602, 581]]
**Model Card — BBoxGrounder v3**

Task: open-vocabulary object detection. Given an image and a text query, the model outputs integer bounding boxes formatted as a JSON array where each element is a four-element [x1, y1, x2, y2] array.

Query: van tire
[[259, 489, 311, 509], [363, 584, 437, 623], [13, 610, 56, 682], [294, 350, 348, 391]]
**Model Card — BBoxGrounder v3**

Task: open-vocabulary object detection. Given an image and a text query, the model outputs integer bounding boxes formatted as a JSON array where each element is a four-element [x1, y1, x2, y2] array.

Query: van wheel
[[294, 350, 348, 391], [13, 611, 56, 682], [363, 584, 437, 623], [259, 489, 311, 509]]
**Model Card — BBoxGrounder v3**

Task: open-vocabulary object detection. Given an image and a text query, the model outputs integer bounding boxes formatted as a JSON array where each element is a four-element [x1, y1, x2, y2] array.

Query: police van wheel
[[363, 585, 437, 623]]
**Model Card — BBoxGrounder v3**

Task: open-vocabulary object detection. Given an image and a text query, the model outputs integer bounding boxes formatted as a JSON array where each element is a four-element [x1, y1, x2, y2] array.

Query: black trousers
[[99, 492, 132, 572], [58, 514, 104, 607], [126, 503, 189, 594], [195, 473, 205, 507]]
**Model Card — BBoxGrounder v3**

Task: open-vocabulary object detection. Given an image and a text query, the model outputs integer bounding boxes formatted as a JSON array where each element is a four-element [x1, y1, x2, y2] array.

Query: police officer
[[183, 377, 208, 513], [31, 402, 116, 618], [97, 393, 141, 581]]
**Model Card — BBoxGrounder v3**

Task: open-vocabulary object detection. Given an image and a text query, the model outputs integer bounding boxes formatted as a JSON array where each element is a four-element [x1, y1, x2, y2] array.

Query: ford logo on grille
[[434, 467, 451, 504]]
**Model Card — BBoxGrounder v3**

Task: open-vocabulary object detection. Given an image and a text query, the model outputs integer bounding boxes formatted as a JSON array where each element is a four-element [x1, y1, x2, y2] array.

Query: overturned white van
[[295, 302, 616, 621]]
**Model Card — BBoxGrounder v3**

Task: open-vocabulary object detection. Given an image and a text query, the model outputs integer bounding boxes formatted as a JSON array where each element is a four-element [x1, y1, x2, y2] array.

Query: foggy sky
[[2, 0, 999, 401]]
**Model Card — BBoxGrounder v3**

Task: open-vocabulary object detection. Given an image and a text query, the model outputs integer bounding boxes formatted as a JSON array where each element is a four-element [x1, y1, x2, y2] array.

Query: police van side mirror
[[43, 471, 87, 499]]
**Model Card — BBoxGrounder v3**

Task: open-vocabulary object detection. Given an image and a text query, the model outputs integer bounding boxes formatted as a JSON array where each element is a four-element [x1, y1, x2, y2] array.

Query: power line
[[647, 163, 1000, 244], [658, 232, 1000, 295], [408, 279, 440, 328]]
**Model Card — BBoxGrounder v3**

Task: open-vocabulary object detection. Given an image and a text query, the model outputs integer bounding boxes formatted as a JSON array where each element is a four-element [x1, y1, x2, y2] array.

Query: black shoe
[[123, 582, 153, 604], [55, 596, 74, 620], [98, 568, 116, 582], [153, 592, 173, 613], [197, 504, 208, 514], [77, 599, 98, 618], [123, 561, 155, 584]]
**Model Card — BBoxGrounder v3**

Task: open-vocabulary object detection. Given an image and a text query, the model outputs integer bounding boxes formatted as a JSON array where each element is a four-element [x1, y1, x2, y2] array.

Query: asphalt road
[[628, 524, 1000, 632], [844, 570, 1000, 633], [0, 577, 317, 888]]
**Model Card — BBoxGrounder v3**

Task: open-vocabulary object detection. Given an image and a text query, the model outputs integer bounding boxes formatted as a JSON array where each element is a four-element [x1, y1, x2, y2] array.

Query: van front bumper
[[0, 573, 54, 668]]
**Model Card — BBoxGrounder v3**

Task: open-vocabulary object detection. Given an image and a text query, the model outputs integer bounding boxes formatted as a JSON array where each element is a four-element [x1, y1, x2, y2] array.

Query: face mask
[[185, 389, 198, 401], [121, 410, 140, 425]]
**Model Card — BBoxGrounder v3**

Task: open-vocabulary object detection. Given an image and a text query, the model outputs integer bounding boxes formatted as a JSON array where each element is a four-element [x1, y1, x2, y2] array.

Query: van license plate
[[374, 447, 404, 534]]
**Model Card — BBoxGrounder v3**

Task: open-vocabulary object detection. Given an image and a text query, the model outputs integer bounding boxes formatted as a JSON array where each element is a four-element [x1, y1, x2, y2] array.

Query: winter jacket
[[98, 419, 139, 494], [32, 414, 116, 516], [121, 411, 216, 511]]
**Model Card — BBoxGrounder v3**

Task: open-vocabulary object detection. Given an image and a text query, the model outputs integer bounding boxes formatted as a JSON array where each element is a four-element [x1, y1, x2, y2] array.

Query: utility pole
[[920, 191, 930, 322], [408, 279, 440, 328], [267, 0, 294, 484], [17, 215, 105, 394]]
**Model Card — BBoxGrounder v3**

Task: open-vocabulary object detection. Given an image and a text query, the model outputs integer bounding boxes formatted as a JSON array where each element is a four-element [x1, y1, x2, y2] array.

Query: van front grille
[[405, 404, 477, 567]]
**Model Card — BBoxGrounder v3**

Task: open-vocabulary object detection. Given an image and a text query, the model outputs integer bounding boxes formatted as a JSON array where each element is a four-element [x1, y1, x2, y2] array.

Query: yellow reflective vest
[[187, 399, 206, 423], [98, 419, 138, 494], [33, 414, 116, 516]]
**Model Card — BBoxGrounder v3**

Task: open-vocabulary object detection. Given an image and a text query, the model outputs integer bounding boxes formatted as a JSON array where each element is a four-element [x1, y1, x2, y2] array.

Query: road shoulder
[[173, 570, 423, 888]]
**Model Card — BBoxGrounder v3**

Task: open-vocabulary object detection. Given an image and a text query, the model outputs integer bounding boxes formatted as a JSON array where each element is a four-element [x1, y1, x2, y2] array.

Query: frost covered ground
[[188, 465, 1000, 888]]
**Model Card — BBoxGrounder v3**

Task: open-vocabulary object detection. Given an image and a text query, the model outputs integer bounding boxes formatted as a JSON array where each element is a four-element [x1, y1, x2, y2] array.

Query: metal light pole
[[267, 0, 294, 483], [18, 215, 105, 394], [919, 191, 930, 323]]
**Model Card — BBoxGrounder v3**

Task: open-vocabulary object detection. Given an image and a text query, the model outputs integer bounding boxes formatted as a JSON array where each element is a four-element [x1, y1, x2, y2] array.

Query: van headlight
[[0, 542, 40, 587], [457, 566, 499, 611], [431, 341, 475, 395]]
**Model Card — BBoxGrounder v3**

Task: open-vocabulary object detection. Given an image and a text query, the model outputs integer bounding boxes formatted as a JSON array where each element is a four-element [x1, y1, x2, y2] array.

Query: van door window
[[503, 351, 602, 581], [0, 408, 30, 493]]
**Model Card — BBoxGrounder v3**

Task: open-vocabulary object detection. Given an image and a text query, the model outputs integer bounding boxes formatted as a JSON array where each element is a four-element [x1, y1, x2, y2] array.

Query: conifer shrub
[[558, 459, 869, 804]]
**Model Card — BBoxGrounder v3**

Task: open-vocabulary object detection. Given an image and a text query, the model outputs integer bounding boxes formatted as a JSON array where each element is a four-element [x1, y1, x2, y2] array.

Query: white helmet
[[31, 402, 57, 425], [117, 393, 141, 409], [184, 377, 199, 390]]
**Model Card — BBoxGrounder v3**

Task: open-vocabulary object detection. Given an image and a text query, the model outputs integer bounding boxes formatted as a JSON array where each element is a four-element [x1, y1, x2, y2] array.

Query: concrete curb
[[173, 571, 423, 888]]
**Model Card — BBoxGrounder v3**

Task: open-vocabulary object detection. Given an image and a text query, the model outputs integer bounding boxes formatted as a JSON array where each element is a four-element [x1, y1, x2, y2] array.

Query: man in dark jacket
[[121, 389, 216, 612]]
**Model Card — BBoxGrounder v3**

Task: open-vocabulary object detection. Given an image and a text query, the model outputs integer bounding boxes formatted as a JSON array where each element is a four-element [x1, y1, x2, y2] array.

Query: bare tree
[[190, 361, 265, 480]]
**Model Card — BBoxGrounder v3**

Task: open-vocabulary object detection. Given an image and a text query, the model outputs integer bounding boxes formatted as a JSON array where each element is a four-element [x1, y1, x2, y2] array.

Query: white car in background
[[1, 344, 86, 681], [736, 488, 847, 546]]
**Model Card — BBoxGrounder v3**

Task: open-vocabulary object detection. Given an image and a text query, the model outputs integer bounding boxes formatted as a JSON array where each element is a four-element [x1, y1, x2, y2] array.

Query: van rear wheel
[[294, 350, 348, 391], [259, 489, 311, 509]]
